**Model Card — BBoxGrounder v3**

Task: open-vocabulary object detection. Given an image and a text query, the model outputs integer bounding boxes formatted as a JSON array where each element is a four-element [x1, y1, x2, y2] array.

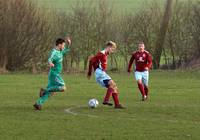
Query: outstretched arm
[[62, 45, 70, 55], [62, 37, 71, 55]]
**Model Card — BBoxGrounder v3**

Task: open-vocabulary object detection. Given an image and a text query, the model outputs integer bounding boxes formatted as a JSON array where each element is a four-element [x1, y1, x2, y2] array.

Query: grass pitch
[[35, 0, 164, 13], [0, 71, 200, 140]]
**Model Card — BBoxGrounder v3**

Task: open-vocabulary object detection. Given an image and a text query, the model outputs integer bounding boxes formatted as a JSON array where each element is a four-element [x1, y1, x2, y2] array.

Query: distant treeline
[[0, 0, 199, 73]]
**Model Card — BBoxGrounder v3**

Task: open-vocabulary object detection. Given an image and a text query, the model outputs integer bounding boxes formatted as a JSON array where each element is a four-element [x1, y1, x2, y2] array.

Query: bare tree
[[153, 0, 173, 68]]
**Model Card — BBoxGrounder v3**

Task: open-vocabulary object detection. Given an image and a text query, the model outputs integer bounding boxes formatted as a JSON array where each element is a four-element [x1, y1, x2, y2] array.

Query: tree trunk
[[162, 48, 168, 66], [32, 63, 37, 74], [0, 48, 8, 72], [169, 37, 176, 69], [153, 0, 173, 69]]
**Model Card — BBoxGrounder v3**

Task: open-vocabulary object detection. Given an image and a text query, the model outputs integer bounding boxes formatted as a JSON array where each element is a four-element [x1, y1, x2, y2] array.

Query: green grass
[[34, 0, 165, 13], [34, 0, 198, 14], [0, 71, 200, 140]]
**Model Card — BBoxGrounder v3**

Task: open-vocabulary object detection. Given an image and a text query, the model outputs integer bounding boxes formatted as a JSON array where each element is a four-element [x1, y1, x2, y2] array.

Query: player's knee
[[113, 86, 118, 93], [108, 80, 118, 92], [108, 80, 114, 88], [113, 83, 118, 91], [61, 86, 66, 92], [137, 80, 142, 84]]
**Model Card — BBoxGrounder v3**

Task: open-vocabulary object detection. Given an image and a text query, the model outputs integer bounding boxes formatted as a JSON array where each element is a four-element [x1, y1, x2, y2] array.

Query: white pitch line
[[64, 106, 78, 116], [64, 106, 200, 124], [64, 105, 98, 118]]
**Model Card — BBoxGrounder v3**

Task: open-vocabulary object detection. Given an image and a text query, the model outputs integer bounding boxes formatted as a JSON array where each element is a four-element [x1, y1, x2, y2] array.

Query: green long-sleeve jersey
[[48, 45, 70, 74]]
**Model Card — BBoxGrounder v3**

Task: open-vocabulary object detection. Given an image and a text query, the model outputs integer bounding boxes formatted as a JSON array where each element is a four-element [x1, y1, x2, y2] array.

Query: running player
[[127, 42, 152, 101], [33, 37, 71, 110]]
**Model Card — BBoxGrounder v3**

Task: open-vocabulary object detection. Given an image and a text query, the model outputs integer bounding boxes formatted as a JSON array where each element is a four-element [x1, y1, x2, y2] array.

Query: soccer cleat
[[103, 102, 113, 106], [142, 95, 148, 101], [33, 103, 42, 110], [114, 104, 125, 109], [39, 88, 45, 97]]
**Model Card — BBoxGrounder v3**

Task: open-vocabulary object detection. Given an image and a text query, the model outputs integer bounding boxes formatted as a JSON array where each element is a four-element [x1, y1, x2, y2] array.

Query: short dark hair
[[56, 38, 65, 46]]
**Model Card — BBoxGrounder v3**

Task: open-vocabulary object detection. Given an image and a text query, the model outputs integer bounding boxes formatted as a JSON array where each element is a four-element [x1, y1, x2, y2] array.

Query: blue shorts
[[134, 71, 149, 86], [95, 68, 111, 88]]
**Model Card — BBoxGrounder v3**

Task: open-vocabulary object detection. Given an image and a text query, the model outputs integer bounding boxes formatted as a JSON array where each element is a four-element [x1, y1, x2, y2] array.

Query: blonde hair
[[106, 41, 117, 49]]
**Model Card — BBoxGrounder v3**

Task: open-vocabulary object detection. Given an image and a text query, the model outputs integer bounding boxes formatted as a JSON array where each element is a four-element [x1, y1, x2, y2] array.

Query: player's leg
[[46, 74, 66, 96], [95, 69, 123, 108], [48, 74, 66, 93], [142, 71, 149, 97], [108, 80, 119, 106], [102, 79, 113, 106], [39, 88, 45, 97], [35, 88, 51, 106], [135, 71, 146, 101], [34, 85, 66, 110], [33, 74, 66, 110], [47, 85, 66, 92], [34, 75, 52, 110], [36, 76, 66, 103], [39, 88, 58, 97], [95, 69, 112, 105], [38, 73, 52, 98], [107, 80, 124, 109]]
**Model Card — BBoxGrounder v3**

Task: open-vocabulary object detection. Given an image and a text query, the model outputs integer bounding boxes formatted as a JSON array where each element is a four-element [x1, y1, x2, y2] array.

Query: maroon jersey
[[88, 50, 108, 76], [128, 50, 152, 72]]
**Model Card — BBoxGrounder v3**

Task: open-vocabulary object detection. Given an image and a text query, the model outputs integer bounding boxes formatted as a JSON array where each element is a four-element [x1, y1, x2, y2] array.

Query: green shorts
[[47, 71, 65, 88]]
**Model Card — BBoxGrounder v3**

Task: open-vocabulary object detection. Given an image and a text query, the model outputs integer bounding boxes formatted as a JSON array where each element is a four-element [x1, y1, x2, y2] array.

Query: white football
[[88, 99, 99, 108]]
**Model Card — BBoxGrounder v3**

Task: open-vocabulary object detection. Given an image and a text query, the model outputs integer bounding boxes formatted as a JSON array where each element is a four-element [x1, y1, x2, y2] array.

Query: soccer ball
[[88, 99, 99, 108]]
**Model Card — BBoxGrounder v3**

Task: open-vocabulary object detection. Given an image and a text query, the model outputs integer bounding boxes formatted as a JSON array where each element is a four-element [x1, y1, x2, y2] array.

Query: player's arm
[[146, 53, 152, 70], [99, 54, 107, 71], [87, 53, 102, 79], [127, 54, 135, 73], [62, 37, 71, 55], [48, 51, 55, 68], [62, 44, 70, 55]]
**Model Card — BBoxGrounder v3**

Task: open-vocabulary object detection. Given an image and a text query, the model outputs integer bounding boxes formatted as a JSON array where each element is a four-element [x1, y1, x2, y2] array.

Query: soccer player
[[127, 42, 152, 101], [33, 37, 71, 110], [87, 41, 124, 109]]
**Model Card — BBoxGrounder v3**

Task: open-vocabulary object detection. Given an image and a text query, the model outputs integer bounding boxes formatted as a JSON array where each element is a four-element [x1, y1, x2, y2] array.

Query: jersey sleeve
[[62, 44, 70, 55], [147, 53, 152, 69], [99, 54, 107, 71], [127, 54, 135, 72], [87, 57, 95, 76], [87, 53, 104, 76]]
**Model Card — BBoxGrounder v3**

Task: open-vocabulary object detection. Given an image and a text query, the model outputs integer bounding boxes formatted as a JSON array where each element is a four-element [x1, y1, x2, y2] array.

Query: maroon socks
[[138, 83, 146, 97], [104, 88, 120, 106], [112, 93, 120, 106], [104, 88, 113, 103], [144, 86, 149, 96]]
